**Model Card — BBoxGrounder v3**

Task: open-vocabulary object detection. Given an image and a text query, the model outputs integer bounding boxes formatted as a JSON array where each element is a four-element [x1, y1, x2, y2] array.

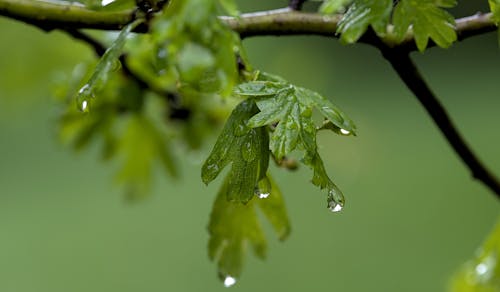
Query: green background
[[0, 1, 498, 291]]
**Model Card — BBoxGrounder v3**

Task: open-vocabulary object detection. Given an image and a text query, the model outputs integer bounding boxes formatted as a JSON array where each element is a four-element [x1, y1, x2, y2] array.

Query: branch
[[0, 1, 496, 50], [0, 0, 138, 31], [382, 49, 500, 200]]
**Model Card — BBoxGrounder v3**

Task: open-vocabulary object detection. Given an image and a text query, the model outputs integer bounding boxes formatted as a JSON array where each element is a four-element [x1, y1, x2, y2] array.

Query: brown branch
[[381, 48, 500, 200], [0, 1, 496, 51]]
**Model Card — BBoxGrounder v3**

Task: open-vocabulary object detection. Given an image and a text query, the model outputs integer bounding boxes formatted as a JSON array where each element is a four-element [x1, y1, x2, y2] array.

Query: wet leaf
[[201, 100, 269, 203], [337, 0, 392, 44], [237, 76, 354, 208], [393, 0, 457, 52]]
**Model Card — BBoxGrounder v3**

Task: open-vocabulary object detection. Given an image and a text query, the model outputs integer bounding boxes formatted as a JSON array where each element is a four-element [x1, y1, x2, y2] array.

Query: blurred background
[[0, 1, 499, 291]]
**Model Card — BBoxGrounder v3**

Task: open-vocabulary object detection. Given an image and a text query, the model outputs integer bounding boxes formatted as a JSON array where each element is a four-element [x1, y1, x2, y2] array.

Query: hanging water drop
[[254, 176, 271, 199], [327, 189, 345, 213], [76, 84, 94, 113], [340, 128, 350, 135], [223, 275, 236, 287]]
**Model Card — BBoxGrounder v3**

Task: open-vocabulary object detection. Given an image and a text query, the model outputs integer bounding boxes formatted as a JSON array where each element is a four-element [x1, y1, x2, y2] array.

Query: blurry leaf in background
[[451, 218, 500, 291], [116, 113, 177, 199], [336, 0, 392, 44], [393, 0, 457, 52], [208, 174, 290, 285], [151, 0, 239, 97]]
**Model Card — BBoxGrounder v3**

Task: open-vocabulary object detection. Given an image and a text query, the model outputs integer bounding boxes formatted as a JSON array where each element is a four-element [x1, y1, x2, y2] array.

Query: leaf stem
[[381, 49, 500, 200]]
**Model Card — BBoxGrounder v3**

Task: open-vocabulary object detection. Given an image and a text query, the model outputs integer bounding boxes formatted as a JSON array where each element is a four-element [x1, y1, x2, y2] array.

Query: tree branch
[[0, 0, 138, 31], [381, 49, 500, 200], [0, 0, 496, 51]]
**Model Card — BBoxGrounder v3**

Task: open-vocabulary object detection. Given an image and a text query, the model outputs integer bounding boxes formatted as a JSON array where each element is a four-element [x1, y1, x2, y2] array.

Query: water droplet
[[76, 84, 94, 113], [340, 128, 350, 135], [241, 140, 256, 162], [109, 59, 122, 72], [234, 124, 250, 137], [206, 164, 219, 172], [223, 275, 236, 287], [476, 263, 488, 276], [327, 189, 345, 213], [258, 192, 269, 199], [254, 177, 271, 199]]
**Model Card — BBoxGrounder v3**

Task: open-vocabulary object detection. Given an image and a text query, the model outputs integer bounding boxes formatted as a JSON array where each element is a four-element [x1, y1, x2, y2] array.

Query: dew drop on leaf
[[109, 59, 122, 72], [234, 124, 250, 137], [327, 189, 344, 213], [207, 164, 219, 173], [340, 128, 350, 135], [241, 140, 256, 162], [254, 177, 271, 199], [76, 84, 94, 113], [223, 275, 237, 287]]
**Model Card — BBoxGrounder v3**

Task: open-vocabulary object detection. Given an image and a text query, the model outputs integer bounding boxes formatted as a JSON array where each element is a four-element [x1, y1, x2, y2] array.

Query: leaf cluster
[[325, 0, 458, 52]]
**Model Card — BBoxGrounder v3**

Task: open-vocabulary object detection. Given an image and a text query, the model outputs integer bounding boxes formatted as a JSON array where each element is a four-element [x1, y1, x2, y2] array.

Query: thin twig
[[381, 48, 500, 200]]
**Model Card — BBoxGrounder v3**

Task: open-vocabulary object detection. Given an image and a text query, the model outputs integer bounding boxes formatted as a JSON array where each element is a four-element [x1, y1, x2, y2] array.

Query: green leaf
[[116, 114, 177, 199], [238, 78, 355, 208], [201, 100, 269, 203], [218, 0, 239, 16], [152, 0, 238, 97], [337, 0, 392, 44], [75, 19, 143, 112], [450, 218, 500, 291], [489, 0, 500, 24], [319, 0, 352, 14], [208, 174, 290, 283], [393, 0, 457, 52]]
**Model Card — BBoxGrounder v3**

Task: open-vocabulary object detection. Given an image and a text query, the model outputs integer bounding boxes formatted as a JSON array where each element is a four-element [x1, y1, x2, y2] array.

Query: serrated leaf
[[201, 100, 269, 203], [337, 0, 392, 44], [319, 0, 352, 14], [239, 78, 354, 205], [208, 173, 290, 282], [393, 0, 457, 52]]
